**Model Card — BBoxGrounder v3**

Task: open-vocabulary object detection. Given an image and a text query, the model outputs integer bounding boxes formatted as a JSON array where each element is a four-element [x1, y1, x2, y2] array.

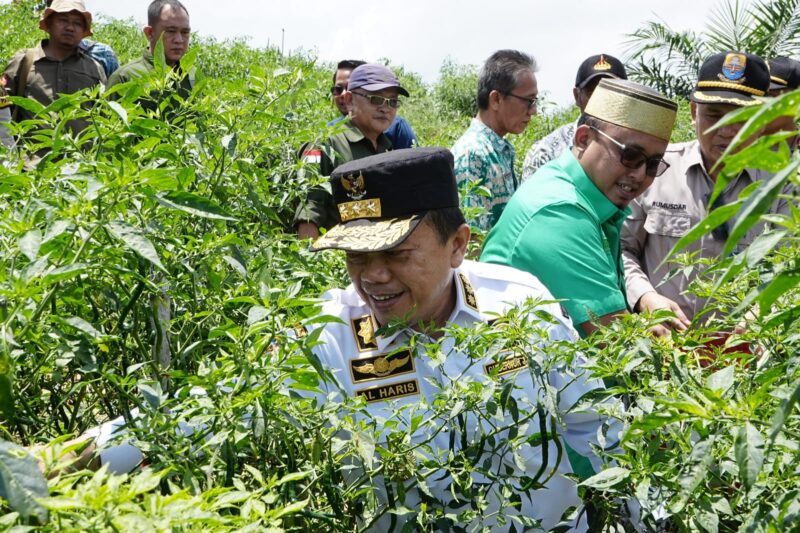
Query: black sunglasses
[[330, 85, 346, 96], [590, 126, 670, 178], [352, 91, 402, 109]]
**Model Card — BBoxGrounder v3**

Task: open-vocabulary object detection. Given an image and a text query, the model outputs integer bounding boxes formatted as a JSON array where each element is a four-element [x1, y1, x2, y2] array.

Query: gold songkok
[[584, 79, 677, 142]]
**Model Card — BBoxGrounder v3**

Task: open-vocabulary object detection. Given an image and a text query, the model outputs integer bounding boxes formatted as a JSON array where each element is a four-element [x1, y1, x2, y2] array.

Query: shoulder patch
[[351, 315, 378, 352], [459, 272, 479, 312]]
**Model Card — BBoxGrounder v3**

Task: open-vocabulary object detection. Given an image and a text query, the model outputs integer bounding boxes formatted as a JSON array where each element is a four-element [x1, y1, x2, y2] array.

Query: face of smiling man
[[344, 217, 469, 333], [574, 120, 668, 208]]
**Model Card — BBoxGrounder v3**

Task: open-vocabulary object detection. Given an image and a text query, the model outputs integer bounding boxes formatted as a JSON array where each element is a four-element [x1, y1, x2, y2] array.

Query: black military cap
[[575, 54, 627, 89], [691, 51, 769, 106], [767, 56, 800, 91], [310, 147, 460, 252]]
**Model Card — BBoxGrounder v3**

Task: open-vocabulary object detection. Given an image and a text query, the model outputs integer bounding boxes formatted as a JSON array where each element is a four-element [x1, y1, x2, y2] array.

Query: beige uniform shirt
[[621, 140, 793, 320]]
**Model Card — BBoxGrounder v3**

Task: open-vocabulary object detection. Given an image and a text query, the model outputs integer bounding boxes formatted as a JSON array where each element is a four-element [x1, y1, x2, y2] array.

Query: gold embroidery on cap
[[350, 349, 415, 383], [356, 378, 419, 403], [338, 199, 382, 222], [458, 272, 479, 312], [351, 315, 378, 352], [696, 81, 764, 96], [594, 55, 611, 71], [484, 354, 527, 377], [341, 171, 367, 200]]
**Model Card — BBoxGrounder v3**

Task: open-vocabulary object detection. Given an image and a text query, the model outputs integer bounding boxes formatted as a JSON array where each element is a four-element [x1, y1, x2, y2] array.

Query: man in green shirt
[[294, 63, 408, 239], [481, 79, 677, 337], [107, 0, 194, 114]]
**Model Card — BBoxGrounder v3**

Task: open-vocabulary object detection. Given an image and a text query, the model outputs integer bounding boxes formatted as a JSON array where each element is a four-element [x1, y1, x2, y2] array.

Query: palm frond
[[746, 0, 800, 55], [704, 0, 755, 51]]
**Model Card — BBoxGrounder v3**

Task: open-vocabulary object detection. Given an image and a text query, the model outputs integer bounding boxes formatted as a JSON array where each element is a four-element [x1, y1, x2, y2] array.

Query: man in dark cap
[[81, 148, 615, 531], [329, 59, 418, 149], [522, 54, 627, 179], [2, 0, 106, 137], [764, 56, 800, 150], [295, 63, 408, 239], [482, 79, 678, 337], [622, 52, 794, 333]]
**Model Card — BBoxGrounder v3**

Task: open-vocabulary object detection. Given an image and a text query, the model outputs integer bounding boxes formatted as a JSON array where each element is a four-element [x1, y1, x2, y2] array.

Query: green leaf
[[138, 381, 166, 409], [767, 381, 800, 451], [62, 316, 102, 339], [129, 469, 164, 496], [723, 157, 799, 256], [756, 267, 800, 315], [42, 219, 73, 243], [705, 366, 734, 395], [273, 497, 310, 519], [0, 439, 48, 521], [107, 100, 128, 125], [106, 220, 166, 272], [247, 305, 269, 325], [735, 422, 764, 491], [671, 438, 714, 514], [745, 230, 788, 269], [41, 263, 87, 285], [8, 95, 45, 115], [694, 510, 719, 533], [156, 191, 237, 221], [579, 466, 630, 489], [18, 230, 41, 262], [0, 350, 12, 421]]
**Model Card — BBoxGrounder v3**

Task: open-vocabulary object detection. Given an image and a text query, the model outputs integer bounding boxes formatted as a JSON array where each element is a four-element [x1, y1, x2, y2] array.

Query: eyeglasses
[[504, 92, 540, 111], [330, 85, 346, 96], [352, 91, 402, 109], [590, 126, 670, 177]]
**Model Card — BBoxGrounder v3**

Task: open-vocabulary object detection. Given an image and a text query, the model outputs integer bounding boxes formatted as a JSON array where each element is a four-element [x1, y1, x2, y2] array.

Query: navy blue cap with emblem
[[310, 147, 460, 253], [691, 51, 770, 106]]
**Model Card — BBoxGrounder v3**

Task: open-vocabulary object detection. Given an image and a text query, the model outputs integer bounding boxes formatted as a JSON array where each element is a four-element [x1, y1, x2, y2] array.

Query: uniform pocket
[[644, 210, 693, 238]]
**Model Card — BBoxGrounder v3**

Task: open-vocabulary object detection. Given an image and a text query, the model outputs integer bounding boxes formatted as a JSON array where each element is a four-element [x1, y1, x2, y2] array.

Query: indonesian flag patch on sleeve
[[301, 149, 322, 164]]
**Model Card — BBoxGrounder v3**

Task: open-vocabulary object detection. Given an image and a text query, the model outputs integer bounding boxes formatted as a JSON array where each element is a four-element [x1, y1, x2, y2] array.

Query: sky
[[78, 1, 721, 107]]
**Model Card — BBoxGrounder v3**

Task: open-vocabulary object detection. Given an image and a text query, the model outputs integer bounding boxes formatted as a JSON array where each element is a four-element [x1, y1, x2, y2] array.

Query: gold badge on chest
[[350, 349, 415, 384]]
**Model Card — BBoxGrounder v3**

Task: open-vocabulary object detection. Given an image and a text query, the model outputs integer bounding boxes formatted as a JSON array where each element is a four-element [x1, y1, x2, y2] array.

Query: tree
[[625, 0, 800, 98]]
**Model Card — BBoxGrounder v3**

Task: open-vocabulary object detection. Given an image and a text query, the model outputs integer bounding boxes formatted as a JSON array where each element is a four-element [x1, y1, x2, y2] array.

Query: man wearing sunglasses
[[328, 60, 417, 149], [482, 79, 678, 338], [521, 54, 627, 180], [295, 63, 409, 239], [451, 49, 539, 233], [621, 52, 793, 334]]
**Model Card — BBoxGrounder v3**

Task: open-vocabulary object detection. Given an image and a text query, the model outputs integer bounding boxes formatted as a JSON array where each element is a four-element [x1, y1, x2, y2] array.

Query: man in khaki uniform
[[621, 52, 793, 334], [2, 0, 106, 133]]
